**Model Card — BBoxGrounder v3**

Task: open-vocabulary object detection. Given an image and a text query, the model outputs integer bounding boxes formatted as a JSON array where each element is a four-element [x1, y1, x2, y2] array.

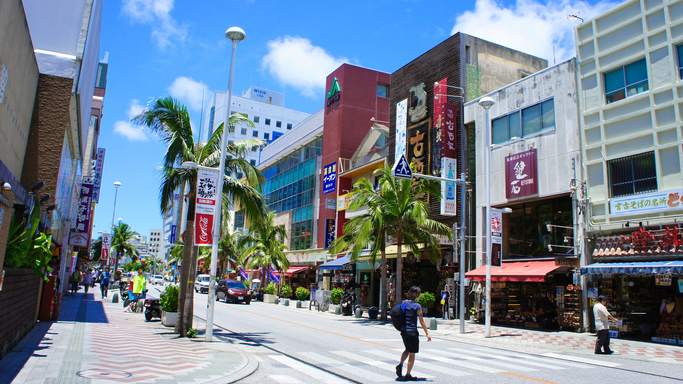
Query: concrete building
[[149, 229, 164, 260], [575, 0, 683, 341]]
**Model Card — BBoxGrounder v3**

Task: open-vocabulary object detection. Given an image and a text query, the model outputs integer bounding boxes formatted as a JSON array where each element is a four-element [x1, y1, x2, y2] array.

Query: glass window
[[287, 123, 293, 130], [241, 127, 247, 135], [264, 132, 270, 140], [492, 117, 508, 144], [377, 84, 389, 98], [276, 121, 282, 128], [605, 58, 648, 104], [608, 151, 657, 198], [250, 159, 256, 166], [265, 118, 271, 125], [541, 100, 554, 129], [678, 45, 683, 79], [252, 130, 259, 137], [522, 104, 541, 136], [509, 111, 521, 139], [254, 116, 260, 123]]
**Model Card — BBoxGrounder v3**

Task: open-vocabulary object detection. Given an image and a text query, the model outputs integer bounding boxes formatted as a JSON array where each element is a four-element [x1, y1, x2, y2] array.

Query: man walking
[[594, 295, 618, 354], [131, 269, 147, 312], [99, 267, 112, 299], [396, 286, 431, 381], [82, 268, 93, 295]]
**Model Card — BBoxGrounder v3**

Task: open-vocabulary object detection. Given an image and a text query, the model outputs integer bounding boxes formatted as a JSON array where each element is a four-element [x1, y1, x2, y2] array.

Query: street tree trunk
[[176, 219, 193, 336], [380, 235, 388, 322], [396, 230, 403, 305]]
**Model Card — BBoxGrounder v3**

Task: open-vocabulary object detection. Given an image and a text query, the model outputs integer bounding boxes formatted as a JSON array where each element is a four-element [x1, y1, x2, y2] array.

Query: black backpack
[[390, 302, 406, 331]]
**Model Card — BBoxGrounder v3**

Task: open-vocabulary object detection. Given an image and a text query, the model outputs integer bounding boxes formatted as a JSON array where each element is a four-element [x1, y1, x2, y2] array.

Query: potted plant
[[416, 291, 435, 315], [330, 287, 344, 304], [295, 287, 309, 308], [160, 285, 179, 327], [263, 282, 278, 303], [280, 284, 292, 305]]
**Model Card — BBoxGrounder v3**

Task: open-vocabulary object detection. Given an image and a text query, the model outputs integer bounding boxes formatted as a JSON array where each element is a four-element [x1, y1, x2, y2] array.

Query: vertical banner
[[70, 178, 94, 247], [442, 103, 457, 159], [407, 120, 430, 175], [395, 99, 408, 163], [490, 210, 503, 268], [71, 252, 78, 275], [433, 78, 447, 175], [92, 148, 106, 203], [322, 162, 337, 195], [324, 219, 336, 250], [505, 149, 538, 199], [440, 157, 457, 216], [169, 224, 177, 244], [194, 168, 220, 246], [101, 233, 111, 263]]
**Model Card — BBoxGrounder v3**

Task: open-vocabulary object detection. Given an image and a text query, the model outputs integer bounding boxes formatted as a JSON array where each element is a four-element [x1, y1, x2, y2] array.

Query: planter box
[[161, 310, 178, 327], [263, 294, 277, 303]]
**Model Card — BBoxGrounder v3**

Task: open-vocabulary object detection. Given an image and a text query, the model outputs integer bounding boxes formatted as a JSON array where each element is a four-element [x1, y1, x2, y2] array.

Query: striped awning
[[580, 260, 683, 275]]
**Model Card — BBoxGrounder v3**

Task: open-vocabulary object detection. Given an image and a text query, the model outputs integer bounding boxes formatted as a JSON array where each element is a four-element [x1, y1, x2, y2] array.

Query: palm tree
[[111, 222, 141, 276], [239, 210, 289, 289], [133, 96, 268, 337], [199, 224, 245, 280], [90, 236, 102, 262], [330, 165, 453, 320]]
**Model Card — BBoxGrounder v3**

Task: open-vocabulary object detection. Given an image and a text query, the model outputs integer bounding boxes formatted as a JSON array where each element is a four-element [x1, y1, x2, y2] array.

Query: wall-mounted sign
[[490, 210, 502, 268], [74, 178, 94, 237], [69, 232, 88, 247], [194, 168, 220, 246], [324, 219, 336, 250], [323, 162, 336, 195], [505, 149, 538, 199], [610, 188, 683, 217], [407, 120, 430, 175], [440, 157, 457, 216], [433, 79, 447, 175], [555, 257, 580, 268], [408, 83, 427, 123], [395, 99, 408, 163], [656, 274, 672, 286], [169, 224, 177, 244], [326, 77, 341, 106], [338, 193, 351, 211], [92, 148, 106, 203], [325, 199, 336, 210], [442, 103, 457, 160]]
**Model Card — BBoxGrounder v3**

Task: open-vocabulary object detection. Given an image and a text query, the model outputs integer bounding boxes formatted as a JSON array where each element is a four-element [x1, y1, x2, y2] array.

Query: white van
[[194, 274, 211, 293]]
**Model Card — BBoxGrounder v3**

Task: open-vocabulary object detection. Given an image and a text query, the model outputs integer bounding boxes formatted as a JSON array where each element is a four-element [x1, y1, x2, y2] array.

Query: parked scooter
[[340, 292, 355, 316], [144, 298, 161, 321]]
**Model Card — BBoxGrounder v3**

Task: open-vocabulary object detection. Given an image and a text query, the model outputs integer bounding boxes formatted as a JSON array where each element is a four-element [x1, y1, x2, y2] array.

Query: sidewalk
[[0, 289, 257, 383]]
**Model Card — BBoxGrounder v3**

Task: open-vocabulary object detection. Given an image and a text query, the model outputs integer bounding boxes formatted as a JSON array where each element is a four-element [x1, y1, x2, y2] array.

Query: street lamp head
[[114, 181, 122, 187], [181, 161, 199, 169], [225, 27, 246, 43], [501, 207, 513, 214], [2, 182, 11, 192], [478, 96, 495, 109]]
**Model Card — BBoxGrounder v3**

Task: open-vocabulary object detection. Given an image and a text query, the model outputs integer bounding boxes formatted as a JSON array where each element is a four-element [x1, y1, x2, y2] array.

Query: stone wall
[[0, 268, 41, 359]]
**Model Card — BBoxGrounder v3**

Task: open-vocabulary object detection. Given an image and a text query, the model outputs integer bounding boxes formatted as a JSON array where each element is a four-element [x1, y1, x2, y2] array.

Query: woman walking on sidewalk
[[82, 269, 93, 295]]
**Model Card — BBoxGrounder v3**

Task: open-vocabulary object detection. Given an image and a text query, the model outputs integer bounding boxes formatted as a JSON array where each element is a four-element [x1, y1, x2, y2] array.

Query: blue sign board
[[392, 154, 413, 179], [323, 162, 337, 195], [169, 225, 177, 244], [324, 219, 336, 250]]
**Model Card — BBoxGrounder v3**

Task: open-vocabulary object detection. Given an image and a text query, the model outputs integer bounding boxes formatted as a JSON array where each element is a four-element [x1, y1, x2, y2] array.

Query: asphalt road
[[146, 286, 683, 384]]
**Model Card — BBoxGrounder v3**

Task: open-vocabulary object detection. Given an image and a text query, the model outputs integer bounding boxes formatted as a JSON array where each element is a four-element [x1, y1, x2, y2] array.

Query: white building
[[149, 229, 164, 260]]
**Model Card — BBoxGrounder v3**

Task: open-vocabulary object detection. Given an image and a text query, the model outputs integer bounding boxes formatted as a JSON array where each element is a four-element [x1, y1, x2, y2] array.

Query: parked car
[[216, 280, 252, 304], [194, 274, 211, 293], [151, 275, 164, 285]]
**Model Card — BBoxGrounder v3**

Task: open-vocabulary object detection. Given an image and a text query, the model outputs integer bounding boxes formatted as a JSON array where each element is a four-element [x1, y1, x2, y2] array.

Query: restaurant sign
[[505, 149, 538, 199], [610, 189, 683, 217]]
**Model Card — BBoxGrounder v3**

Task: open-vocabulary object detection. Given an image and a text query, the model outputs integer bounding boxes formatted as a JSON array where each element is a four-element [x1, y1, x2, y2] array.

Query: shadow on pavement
[[214, 330, 276, 347]]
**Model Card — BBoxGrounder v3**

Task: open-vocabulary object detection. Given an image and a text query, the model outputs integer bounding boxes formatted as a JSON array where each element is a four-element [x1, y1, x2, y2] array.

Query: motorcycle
[[144, 298, 161, 321], [340, 292, 356, 316]]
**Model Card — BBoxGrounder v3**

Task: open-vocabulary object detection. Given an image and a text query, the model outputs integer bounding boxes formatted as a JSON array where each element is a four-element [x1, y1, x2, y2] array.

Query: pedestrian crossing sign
[[392, 154, 413, 180]]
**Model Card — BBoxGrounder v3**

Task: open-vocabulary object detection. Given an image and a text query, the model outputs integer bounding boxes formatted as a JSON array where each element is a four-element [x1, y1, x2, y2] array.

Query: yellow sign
[[338, 193, 351, 211]]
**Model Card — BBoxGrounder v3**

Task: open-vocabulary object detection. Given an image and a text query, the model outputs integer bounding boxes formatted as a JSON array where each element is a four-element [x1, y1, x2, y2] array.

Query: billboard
[[194, 168, 220, 246], [323, 162, 337, 195], [505, 149, 538, 199]]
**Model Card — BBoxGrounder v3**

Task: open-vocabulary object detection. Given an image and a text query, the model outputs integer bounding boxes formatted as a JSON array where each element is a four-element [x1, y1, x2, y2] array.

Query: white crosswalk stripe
[[448, 347, 566, 370], [542, 353, 621, 367], [269, 374, 305, 383], [365, 349, 472, 377], [416, 351, 504, 373], [473, 348, 597, 369], [424, 348, 539, 372], [331, 350, 435, 379], [299, 352, 394, 382], [268, 355, 352, 383]]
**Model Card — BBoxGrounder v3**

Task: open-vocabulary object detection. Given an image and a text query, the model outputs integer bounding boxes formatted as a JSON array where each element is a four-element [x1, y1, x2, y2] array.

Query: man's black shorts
[[401, 330, 419, 353]]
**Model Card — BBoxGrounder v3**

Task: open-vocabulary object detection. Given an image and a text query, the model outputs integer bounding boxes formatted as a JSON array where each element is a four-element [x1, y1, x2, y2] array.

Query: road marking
[[300, 352, 394, 382], [417, 351, 504, 373], [331, 351, 434, 378], [541, 353, 621, 367], [425, 348, 538, 372], [269, 355, 351, 384], [361, 338, 443, 342], [448, 347, 566, 370], [473, 348, 595, 369], [365, 349, 472, 377], [270, 374, 304, 383], [501, 372, 559, 383]]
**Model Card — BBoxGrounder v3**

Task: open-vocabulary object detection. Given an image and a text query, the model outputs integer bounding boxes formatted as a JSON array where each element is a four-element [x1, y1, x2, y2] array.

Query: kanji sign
[[70, 178, 94, 247], [323, 162, 336, 195], [490, 210, 502, 268], [324, 219, 335, 250], [92, 148, 106, 203], [505, 149, 538, 199], [194, 168, 219, 246], [610, 189, 683, 217], [407, 120, 430, 176]]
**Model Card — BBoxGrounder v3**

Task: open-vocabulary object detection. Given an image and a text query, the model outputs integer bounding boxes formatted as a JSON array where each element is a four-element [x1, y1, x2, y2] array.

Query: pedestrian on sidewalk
[[70, 268, 82, 295], [99, 267, 112, 299], [131, 269, 147, 312], [91, 269, 98, 289], [396, 286, 431, 381], [594, 295, 618, 355], [82, 269, 93, 295]]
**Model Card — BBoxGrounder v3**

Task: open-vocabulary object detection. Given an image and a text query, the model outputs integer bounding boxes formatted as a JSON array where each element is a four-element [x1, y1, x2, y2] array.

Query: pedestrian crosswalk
[[261, 347, 615, 384]]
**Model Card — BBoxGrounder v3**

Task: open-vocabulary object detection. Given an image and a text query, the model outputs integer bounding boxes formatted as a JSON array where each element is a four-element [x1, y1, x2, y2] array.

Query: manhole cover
[[77, 368, 132, 380]]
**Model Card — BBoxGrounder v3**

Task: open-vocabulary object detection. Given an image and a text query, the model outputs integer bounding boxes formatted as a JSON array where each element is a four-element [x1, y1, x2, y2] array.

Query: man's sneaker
[[403, 374, 416, 381], [395, 364, 402, 378]]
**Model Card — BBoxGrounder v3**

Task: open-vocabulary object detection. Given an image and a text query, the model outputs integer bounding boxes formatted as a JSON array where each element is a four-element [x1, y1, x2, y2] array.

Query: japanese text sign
[[442, 103, 457, 159], [324, 219, 336, 250], [75, 178, 94, 234], [610, 189, 683, 217], [323, 162, 336, 195], [194, 168, 219, 246], [505, 149, 538, 199], [92, 148, 105, 203], [407, 120, 430, 175]]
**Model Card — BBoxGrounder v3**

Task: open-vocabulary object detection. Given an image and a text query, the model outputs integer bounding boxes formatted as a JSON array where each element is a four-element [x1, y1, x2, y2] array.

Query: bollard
[[274, 297, 279, 305], [296, 300, 302, 308], [334, 305, 341, 315], [430, 318, 438, 330], [284, 299, 290, 306], [355, 308, 362, 318], [112, 292, 119, 303]]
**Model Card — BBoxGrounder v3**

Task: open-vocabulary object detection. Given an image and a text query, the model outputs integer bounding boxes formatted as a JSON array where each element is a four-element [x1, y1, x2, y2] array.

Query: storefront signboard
[[655, 274, 672, 286], [395, 99, 408, 163], [490, 210, 502, 267], [337, 193, 351, 211], [610, 188, 683, 217], [194, 167, 220, 246], [92, 148, 105, 203], [555, 257, 580, 268], [324, 219, 335, 250], [356, 259, 381, 270], [323, 162, 336, 195], [440, 157, 457, 216], [505, 149, 538, 199], [407, 120, 430, 176], [432, 79, 448, 176]]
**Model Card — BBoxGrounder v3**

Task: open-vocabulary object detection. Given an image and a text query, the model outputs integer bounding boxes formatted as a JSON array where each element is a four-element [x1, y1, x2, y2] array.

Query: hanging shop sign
[[555, 257, 580, 268], [395, 99, 408, 163], [442, 103, 457, 160], [101, 233, 111, 263], [323, 162, 337, 195], [610, 188, 683, 217], [337, 193, 352, 211], [92, 148, 106, 203], [432, 79, 447, 175], [169, 224, 177, 244], [194, 167, 220, 246], [70, 178, 94, 247], [441, 157, 457, 216], [490, 210, 502, 268], [324, 219, 336, 250], [407, 120, 430, 176], [505, 149, 538, 199], [656, 274, 672, 286]]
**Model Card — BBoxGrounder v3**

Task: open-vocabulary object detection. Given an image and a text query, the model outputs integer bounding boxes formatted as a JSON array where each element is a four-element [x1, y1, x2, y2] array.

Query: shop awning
[[581, 260, 683, 275], [465, 260, 563, 282], [319, 255, 351, 270], [275, 266, 311, 276]]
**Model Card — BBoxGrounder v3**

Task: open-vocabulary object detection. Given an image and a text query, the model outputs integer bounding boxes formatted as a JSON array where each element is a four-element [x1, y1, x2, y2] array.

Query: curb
[[209, 351, 259, 384]]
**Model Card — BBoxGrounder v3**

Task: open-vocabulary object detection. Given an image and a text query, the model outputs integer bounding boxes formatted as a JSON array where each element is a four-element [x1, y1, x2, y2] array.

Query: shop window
[[608, 151, 657, 198], [678, 45, 683, 79], [604, 58, 648, 104], [254, 116, 260, 123], [491, 99, 553, 144], [377, 84, 389, 98]]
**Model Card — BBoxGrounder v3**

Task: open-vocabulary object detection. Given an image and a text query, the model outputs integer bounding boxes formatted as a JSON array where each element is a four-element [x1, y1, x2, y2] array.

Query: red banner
[[442, 103, 457, 159], [195, 213, 214, 246], [505, 149, 538, 199], [194, 168, 219, 246]]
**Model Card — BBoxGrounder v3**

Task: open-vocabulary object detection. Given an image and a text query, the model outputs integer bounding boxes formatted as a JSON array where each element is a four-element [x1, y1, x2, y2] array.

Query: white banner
[[610, 188, 683, 217], [101, 233, 111, 263], [194, 167, 220, 246], [440, 157, 457, 216], [395, 99, 408, 163]]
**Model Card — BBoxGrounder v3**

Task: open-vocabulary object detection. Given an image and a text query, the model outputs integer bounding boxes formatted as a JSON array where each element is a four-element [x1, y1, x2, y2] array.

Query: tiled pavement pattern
[[0, 292, 253, 383]]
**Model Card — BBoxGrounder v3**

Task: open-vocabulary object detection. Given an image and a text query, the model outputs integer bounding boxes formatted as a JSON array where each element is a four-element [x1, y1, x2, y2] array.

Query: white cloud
[[113, 100, 148, 141], [452, 0, 619, 63], [122, 0, 187, 50], [168, 77, 208, 111], [261, 36, 349, 98]]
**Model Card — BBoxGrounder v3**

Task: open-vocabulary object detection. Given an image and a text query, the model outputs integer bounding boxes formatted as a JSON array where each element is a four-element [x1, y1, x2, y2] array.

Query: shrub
[[280, 284, 292, 298], [295, 287, 310, 301], [330, 288, 344, 304], [263, 282, 277, 294], [187, 328, 198, 338], [416, 291, 435, 309], [160, 284, 179, 312]]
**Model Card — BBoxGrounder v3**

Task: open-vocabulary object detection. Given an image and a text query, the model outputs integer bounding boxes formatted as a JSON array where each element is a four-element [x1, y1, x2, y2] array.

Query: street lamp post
[[478, 96, 495, 338], [206, 26, 246, 342], [111, 181, 122, 276]]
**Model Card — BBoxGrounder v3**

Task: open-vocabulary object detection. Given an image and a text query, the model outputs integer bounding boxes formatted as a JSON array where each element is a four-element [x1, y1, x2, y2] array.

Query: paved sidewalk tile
[[0, 290, 256, 383]]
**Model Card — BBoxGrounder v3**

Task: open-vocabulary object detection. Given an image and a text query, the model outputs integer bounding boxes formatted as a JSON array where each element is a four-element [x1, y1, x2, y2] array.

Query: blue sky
[[93, 0, 617, 241]]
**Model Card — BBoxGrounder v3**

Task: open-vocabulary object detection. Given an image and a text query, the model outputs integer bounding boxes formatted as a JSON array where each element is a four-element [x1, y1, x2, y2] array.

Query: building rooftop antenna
[[567, 9, 585, 23]]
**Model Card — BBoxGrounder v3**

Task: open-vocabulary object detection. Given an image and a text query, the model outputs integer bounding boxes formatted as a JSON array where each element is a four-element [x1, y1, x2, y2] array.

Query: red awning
[[465, 260, 562, 282], [275, 266, 311, 277]]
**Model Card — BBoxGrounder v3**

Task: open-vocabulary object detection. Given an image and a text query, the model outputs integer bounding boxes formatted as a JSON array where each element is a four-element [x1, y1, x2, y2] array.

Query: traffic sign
[[392, 154, 413, 179]]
